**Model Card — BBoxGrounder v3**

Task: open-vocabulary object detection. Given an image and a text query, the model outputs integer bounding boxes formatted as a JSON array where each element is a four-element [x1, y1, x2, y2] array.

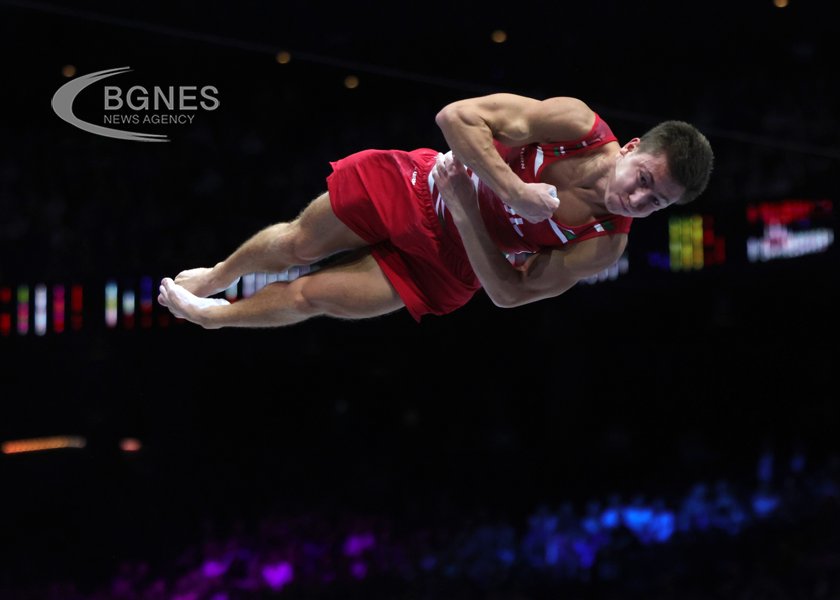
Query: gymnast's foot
[[173, 264, 239, 298], [158, 278, 229, 328]]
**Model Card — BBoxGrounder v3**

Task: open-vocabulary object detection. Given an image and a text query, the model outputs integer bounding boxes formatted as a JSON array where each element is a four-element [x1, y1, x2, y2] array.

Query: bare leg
[[175, 192, 368, 297], [159, 249, 404, 328]]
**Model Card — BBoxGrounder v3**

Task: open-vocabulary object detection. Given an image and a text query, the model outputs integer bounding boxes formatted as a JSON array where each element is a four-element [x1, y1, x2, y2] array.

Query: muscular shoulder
[[438, 93, 595, 147], [563, 233, 627, 277], [525, 97, 595, 143]]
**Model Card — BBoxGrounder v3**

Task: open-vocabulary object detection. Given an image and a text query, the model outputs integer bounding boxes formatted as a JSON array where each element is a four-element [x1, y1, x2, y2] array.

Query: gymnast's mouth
[[618, 195, 630, 213]]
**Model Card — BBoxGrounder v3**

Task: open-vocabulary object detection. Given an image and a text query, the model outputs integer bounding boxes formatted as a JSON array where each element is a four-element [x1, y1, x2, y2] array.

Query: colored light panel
[[16, 285, 29, 335], [254, 272, 267, 293], [70, 284, 83, 331], [0, 286, 11, 336], [669, 215, 703, 271], [105, 280, 118, 328], [746, 199, 834, 262], [53, 284, 65, 333], [34, 284, 47, 336], [665, 214, 725, 271], [225, 280, 239, 302], [122, 288, 135, 329], [581, 255, 630, 285], [140, 276, 154, 328], [242, 273, 256, 298]]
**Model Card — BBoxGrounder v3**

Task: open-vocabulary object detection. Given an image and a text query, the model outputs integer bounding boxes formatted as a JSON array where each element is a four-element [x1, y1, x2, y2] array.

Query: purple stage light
[[261, 561, 293, 590]]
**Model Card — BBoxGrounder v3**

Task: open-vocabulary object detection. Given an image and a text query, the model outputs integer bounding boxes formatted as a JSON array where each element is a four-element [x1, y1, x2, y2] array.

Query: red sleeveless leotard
[[433, 113, 633, 256]]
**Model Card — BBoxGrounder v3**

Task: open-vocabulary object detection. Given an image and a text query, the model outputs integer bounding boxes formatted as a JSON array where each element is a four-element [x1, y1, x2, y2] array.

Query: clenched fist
[[507, 182, 559, 223]]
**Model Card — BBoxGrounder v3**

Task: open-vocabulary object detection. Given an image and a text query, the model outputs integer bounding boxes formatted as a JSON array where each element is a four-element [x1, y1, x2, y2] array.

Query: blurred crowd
[[3, 448, 839, 600]]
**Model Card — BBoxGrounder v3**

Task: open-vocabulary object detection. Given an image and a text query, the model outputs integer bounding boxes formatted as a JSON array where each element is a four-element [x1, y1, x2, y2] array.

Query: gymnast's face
[[604, 139, 685, 218]]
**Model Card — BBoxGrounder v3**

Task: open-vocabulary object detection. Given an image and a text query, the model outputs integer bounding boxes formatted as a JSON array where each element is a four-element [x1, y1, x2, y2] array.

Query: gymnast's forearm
[[435, 106, 525, 205], [448, 202, 523, 308]]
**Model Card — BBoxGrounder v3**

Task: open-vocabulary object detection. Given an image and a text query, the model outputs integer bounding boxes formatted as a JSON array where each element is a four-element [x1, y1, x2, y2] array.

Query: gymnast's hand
[[432, 152, 477, 213], [506, 181, 559, 224], [433, 152, 558, 223]]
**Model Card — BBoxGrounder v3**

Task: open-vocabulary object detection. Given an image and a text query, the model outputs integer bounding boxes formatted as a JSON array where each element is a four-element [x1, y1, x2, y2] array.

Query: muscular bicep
[[507, 235, 627, 307], [438, 94, 595, 146]]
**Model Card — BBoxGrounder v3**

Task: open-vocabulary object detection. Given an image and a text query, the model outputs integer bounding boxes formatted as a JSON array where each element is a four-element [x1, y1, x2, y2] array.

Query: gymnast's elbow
[[487, 287, 537, 309], [435, 101, 475, 133], [435, 105, 458, 133], [490, 277, 577, 309]]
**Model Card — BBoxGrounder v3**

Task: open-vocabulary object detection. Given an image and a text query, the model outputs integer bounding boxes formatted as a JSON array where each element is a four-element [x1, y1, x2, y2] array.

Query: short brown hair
[[638, 121, 714, 205]]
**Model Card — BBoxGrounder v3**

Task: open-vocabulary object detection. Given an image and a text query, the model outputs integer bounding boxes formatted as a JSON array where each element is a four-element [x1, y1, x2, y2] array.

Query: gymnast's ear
[[620, 137, 641, 155]]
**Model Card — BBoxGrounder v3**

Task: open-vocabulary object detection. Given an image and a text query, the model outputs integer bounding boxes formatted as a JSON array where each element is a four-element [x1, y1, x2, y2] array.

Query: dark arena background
[[1, 1, 839, 599]]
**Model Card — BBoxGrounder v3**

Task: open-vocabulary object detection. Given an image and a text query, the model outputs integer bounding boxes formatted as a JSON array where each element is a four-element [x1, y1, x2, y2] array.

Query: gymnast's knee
[[284, 221, 328, 265]]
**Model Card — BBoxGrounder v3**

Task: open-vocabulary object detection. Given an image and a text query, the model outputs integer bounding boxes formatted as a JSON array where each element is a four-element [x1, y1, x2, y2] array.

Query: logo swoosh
[[51, 67, 169, 142]]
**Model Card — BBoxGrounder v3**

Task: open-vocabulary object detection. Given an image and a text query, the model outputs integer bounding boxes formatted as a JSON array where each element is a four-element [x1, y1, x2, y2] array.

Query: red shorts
[[326, 148, 481, 322]]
